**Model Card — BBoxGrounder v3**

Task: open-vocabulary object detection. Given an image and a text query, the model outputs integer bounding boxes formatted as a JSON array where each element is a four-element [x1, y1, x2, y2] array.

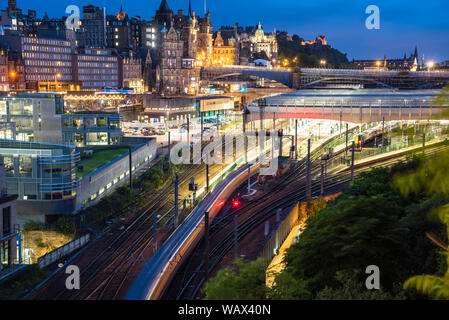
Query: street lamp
[[9, 71, 16, 90], [320, 60, 326, 68], [376, 61, 381, 70], [427, 61, 435, 72]]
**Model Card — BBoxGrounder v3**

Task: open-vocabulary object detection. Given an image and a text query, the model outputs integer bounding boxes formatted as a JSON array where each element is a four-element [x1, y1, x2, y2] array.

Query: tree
[[395, 149, 449, 299], [284, 194, 407, 294], [203, 258, 268, 300], [315, 270, 405, 300], [252, 51, 269, 61], [267, 269, 311, 300]]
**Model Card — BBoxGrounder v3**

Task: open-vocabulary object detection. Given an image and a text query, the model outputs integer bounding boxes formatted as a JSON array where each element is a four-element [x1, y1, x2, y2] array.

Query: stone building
[[149, 0, 208, 95], [121, 50, 144, 93], [212, 31, 238, 66], [157, 25, 199, 95], [242, 22, 278, 60]]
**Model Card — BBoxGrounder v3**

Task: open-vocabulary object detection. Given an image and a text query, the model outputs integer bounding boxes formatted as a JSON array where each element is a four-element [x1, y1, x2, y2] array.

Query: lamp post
[[320, 60, 326, 68], [9, 71, 16, 90]]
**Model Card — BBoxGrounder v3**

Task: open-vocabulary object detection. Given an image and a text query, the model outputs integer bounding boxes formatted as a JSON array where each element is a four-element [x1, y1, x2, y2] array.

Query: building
[[6, 48, 26, 91], [353, 47, 421, 71], [0, 160, 17, 272], [240, 22, 278, 60], [0, 139, 78, 223], [212, 31, 238, 66], [142, 94, 234, 122], [0, 49, 9, 91], [0, 34, 76, 91], [73, 48, 119, 90], [0, 0, 39, 33], [81, 5, 106, 48], [301, 35, 327, 46], [196, 10, 213, 67], [61, 112, 122, 147], [157, 24, 200, 95], [196, 96, 234, 118], [0, 138, 157, 224], [106, 6, 133, 52], [120, 51, 144, 93], [0, 121, 15, 140], [0, 93, 123, 146], [148, 0, 218, 95]]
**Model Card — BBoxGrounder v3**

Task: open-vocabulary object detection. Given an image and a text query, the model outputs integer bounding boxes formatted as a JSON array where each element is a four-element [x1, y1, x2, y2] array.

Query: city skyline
[[11, 0, 449, 62]]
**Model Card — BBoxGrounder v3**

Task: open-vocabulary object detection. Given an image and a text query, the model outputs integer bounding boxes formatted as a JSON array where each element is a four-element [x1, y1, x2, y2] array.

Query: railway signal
[[189, 177, 198, 191]]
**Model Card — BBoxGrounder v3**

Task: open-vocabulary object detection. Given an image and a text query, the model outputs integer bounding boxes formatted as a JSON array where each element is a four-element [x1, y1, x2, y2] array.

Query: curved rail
[[125, 162, 261, 300]]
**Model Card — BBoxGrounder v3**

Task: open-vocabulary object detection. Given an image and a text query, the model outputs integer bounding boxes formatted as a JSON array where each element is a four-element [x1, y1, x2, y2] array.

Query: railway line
[[166, 140, 449, 300], [28, 158, 217, 300], [28, 135, 265, 300]]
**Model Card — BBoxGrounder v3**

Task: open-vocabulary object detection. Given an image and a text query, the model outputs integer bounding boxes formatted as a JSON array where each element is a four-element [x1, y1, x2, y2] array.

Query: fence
[[259, 203, 300, 261], [37, 234, 90, 269]]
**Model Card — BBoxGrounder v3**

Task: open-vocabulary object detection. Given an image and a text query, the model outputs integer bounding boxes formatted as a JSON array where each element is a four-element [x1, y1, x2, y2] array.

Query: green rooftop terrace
[[76, 147, 129, 178]]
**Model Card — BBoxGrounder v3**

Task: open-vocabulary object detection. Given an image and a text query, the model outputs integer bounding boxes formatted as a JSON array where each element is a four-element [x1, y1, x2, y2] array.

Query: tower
[[155, 0, 173, 27], [7, 0, 16, 10], [188, 0, 192, 18]]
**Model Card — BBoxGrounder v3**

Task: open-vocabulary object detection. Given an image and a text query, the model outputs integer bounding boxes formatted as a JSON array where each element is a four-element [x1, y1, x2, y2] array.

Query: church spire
[[159, 0, 171, 12], [188, 0, 192, 18]]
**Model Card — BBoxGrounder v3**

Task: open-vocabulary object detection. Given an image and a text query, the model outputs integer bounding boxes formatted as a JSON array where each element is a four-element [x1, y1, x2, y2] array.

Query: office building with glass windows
[[0, 140, 79, 223], [0, 162, 17, 273], [0, 92, 123, 147], [61, 112, 122, 147]]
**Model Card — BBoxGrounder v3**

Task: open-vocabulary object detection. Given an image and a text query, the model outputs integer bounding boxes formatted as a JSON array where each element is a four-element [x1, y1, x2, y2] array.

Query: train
[[125, 162, 261, 300]]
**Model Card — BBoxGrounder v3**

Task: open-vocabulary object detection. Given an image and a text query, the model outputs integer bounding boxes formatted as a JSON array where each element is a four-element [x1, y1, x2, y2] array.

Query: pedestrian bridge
[[201, 66, 449, 89], [244, 89, 447, 124]]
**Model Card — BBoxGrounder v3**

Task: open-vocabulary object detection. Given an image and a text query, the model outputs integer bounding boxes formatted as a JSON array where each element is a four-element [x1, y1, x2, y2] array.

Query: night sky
[[11, 0, 449, 62]]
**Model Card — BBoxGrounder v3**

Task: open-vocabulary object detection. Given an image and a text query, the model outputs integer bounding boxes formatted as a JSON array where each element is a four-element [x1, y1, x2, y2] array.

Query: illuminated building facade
[[240, 22, 278, 60], [212, 31, 238, 66], [0, 93, 122, 146], [73, 48, 119, 90], [121, 51, 144, 93], [6, 35, 75, 91], [353, 47, 421, 71]]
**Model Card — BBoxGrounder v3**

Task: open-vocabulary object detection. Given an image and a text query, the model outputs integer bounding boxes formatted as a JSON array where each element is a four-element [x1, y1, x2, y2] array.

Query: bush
[[50, 216, 76, 235], [0, 264, 50, 300], [34, 237, 46, 248], [23, 221, 44, 232]]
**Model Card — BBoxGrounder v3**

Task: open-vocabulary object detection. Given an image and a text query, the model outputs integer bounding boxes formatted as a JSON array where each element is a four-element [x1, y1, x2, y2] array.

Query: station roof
[[260, 89, 444, 107]]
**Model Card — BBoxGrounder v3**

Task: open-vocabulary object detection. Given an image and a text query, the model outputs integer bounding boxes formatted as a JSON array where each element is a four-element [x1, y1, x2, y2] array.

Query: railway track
[[28, 136, 256, 300], [29, 160, 210, 300], [168, 141, 449, 300]]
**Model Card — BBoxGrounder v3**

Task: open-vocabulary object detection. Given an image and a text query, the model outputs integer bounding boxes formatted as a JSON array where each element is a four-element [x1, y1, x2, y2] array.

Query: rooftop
[[261, 89, 443, 107], [76, 147, 129, 178]]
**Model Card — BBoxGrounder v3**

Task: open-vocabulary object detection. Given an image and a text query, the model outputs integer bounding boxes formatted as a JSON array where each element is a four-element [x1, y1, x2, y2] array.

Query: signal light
[[232, 199, 241, 208], [217, 200, 225, 207]]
